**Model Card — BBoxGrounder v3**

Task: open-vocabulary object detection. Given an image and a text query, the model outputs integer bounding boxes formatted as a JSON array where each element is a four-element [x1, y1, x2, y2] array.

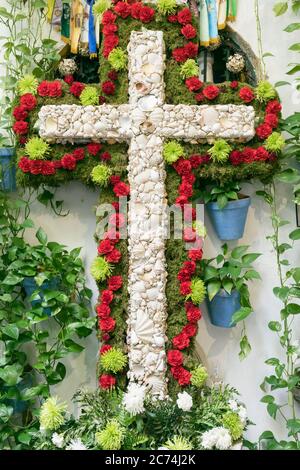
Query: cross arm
[[160, 104, 256, 143]]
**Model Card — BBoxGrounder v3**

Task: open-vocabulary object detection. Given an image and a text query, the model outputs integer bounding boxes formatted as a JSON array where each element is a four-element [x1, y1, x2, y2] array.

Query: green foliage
[[255, 81, 277, 102], [108, 48, 127, 71], [187, 279, 207, 304], [198, 182, 241, 209], [163, 141, 185, 164], [190, 366, 208, 388], [91, 164, 112, 186], [25, 137, 50, 160], [180, 59, 199, 79], [39, 397, 67, 431], [157, 0, 177, 15], [101, 348, 128, 373], [222, 411, 244, 440], [90, 256, 112, 282], [18, 74, 38, 96], [79, 86, 99, 105], [208, 139, 232, 163], [95, 419, 125, 450]]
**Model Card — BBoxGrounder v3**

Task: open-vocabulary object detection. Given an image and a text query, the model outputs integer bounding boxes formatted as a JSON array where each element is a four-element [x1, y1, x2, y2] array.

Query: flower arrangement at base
[[33, 384, 248, 450]]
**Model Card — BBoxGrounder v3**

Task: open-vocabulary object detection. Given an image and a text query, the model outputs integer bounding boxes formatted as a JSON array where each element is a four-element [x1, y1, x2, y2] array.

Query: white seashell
[[45, 116, 58, 134], [132, 312, 155, 343], [130, 350, 143, 363], [131, 108, 146, 124], [119, 115, 131, 132], [149, 108, 163, 124], [145, 352, 158, 366], [153, 334, 165, 348], [138, 95, 158, 112], [130, 331, 139, 346], [148, 53, 162, 67], [149, 73, 161, 84], [142, 63, 156, 76], [147, 288, 160, 301], [201, 107, 219, 127], [130, 365, 145, 380], [147, 375, 165, 394]]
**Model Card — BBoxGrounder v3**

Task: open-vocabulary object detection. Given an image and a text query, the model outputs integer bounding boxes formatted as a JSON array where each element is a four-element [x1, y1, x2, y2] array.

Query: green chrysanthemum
[[264, 132, 285, 153], [39, 397, 67, 431], [93, 0, 112, 16], [91, 164, 112, 186], [25, 137, 50, 160], [190, 366, 208, 388], [95, 420, 125, 450], [108, 48, 127, 71], [157, 0, 177, 15], [90, 257, 112, 282], [164, 436, 193, 450], [187, 278, 206, 304], [222, 411, 244, 441], [208, 139, 232, 163], [163, 141, 185, 164], [180, 59, 199, 79], [193, 221, 207, 238], [255, 81, 277, 102], [80, 86, 99, 105], [101, 347, 127, 373], [18, 74, 38, 95]]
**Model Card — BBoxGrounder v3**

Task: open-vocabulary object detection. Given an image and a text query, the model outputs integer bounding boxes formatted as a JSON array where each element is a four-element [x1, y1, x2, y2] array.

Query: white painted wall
[[1, 0, 300, 441]]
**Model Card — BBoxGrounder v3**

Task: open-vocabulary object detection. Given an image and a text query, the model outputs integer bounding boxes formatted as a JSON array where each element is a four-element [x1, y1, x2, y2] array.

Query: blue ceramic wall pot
[[206, 197, 251, 241], [206, 289, 241, 328], [23, 277, 59, 316], [0, 147, 16, 192]]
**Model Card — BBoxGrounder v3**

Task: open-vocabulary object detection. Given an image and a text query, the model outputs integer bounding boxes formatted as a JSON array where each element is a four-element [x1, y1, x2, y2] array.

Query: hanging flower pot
[[0, 147, 16, 192], [206, 289, 241, 328], [23, 277, 59, 316], [206, 196, 251, 241]]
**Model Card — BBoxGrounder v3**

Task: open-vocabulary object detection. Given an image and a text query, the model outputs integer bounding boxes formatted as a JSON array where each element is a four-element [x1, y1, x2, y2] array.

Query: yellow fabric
[[70, 0, 84, 54], [46, 0, 56, 22], [217, 0, 227, 29]]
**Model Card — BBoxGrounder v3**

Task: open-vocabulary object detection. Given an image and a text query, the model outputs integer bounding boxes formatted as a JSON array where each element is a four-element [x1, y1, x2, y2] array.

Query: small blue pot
[[0, 148, 16, 192], [206, 197, 251, 241], [206, 289, 241, 328], [23, 277, 59, 316]]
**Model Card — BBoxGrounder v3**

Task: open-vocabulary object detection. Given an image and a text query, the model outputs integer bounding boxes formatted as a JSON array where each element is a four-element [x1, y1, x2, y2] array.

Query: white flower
[[228, 399, 239, 412], [123, 383, 146, 415], [176, 392, 193, 412], [51, 432, 64, 448], [201, 427, 232, 450], [66, 438, 87, 450], [238, 405, 247, 426]]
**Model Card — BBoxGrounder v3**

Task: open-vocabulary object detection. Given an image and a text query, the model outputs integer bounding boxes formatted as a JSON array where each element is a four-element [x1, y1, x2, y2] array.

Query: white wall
[[2, 0, 300, 441]]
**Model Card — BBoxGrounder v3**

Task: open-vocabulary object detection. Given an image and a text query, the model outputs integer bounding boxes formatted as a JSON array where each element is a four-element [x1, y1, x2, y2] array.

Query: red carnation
[[185, 302, 202, 322], [114, 1, 131, 18], [229, 150, 243, 166], [264, 113, 278, 129], [173, 332, 190, 350], [103, 35, 119, 57], [73, 148, 85, 160], [87, 143, 102, 155], [195, 92, 205, 102], [131, 2, 142, 19], [61, 153, 77, 170], [172, 47, 188, 63], [139, 5, 155, 23], [37, 81, 49, 97], [100, 344, 112, 355], [111, 202, 119, 211], [102, 10, 117, 24], [64, 74, 74, 85], [183, 261, 196, 274], [175, 195, 188, 207], [109, 213, 125, 227], [167, 350, 183, 367], [53, 160, 62, 169], [96, 303, 111, 318], [181, 24, 197, 39], [113, 181, 130, 197], [30, 160, 44, 175], [103, 24, 118, 35], [177, 7, 192, 25], [178, 269, 191, 283], [99, 317, 116, 332], [13, 120, 28, 135], [255, 146, 269, 161], [108, 275, 123, 291], [179, 181, 193, 198], [18, 156, 31, 173], [177, 368, 192, 386], [256, 123, 272, 140], [110, 175, 121, 185], [190, 154, 210, 168], [41, 161, 56, 175], [70, 81, 85, 98], [108, 70, 118, 81], [102, 80, 116, 95], [188, 249, 203, 261], [99, 96, 106, 104], [230, 80, 239, 89], [184, 42, 198, 58], [203, 85, 220, 100], [13, 105, 28, 121], [242, 147, 256, 163], [173, 158, 192, 175], [239, 86, 254, 103], [266, 100, 282, 115], [48, 80, 62, 98], [101, 290, 114, 304], [168, 14, 178, 23], [183, 227, 196, 242], [98, 239, 114, 255], [182, 173, 196, 186], [183, 206, 196, 222], [182, 323, 197, 338], [100, 151, 111, 161], [104, 228, 120, 243], [185, 76, 203, 92], [99, 374, 116, 389], [106, 248, 122, 263], [20, 93, 37, 111], [180, 281, 192, 296]]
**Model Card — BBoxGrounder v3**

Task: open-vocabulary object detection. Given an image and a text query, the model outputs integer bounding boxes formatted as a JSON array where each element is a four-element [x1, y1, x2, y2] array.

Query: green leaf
[[0, 364, 23, 386], [231, 307, 252, 324], [287, 303, 300, 314], [267, 403, 279, 419], [268, 321, 282, 332], [289, 228, 300, 240], [244, 270, 261, 280], [36, 227, 47, 245], [204, 265, 218, 281], [223, 279, 233, 294], [284, 23, 300, 32], [0, 404, 13, 423], [17, 431, 32, 445], [275, 81, 290, 87], [293, 267, 300, 283], [217, 194, 228, 209], [242, 253, 261, 265], [273, 286, 290, 301], [287, 419, 300, 436], [20, 219, 35, 229], [273, 2, 288, 16], [261, 395, 275, 404], [64, 339, 84, 353], [231, 245, 250, 260], [207, 280, 221, 301], [3, 273, 23, 285], [289, 43, 300, 52], [239, 335, 251, 361], [56, 362, 66, 380], [287, 65, 300, 75], [21, 384, 46, 401], [2, 324, 19, 340]]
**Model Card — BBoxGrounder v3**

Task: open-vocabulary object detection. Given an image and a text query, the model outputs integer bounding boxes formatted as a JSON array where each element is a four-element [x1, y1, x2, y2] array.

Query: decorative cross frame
[[38, 30, 255, 397]]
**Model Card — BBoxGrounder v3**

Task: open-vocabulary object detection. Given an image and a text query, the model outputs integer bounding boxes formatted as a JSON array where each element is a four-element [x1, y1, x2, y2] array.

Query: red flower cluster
[[185, 77, 203, 92], [229, 146, 272, 165], [203, 85, 220, 100], [102, 80, 116, 95], [181, 24, 196, 39], [12, 94, 37, 138], [18, 157, 56, 175], [173, 42, 198, 62], [239, 86, 254, 103], [87, 143, 102, 156], [37, 80, 62, 98], [70, 81, 85, 97], [177, 7, 192, 24], [20, 93, 37, 111], [99, 374, 116, 389]]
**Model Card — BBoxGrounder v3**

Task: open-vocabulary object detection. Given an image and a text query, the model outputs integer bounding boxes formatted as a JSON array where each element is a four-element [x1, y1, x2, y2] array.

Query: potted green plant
[[202, 244, 261, 328], [0, 136, 16, 192], [199, 182, 251, 241]]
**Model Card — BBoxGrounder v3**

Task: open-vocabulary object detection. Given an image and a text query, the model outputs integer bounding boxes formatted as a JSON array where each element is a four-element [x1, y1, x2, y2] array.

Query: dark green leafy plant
[[0, 191, 94, 449], [202, 244, 261, 359], [195, 182, 241, 209]]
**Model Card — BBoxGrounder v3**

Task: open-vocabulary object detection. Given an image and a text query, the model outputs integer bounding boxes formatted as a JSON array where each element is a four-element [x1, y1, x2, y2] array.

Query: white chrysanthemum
[[226, 53, 245, 73], [201, 427, 232, 450], [228, 399, 239, 412], [58, 58, 77, 76], [238, 406, 247, 426], [51, 432, 64, 448], [176, 392, 193, 412], [66, 438, 87, 450], [123, 383, 146, 415]]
